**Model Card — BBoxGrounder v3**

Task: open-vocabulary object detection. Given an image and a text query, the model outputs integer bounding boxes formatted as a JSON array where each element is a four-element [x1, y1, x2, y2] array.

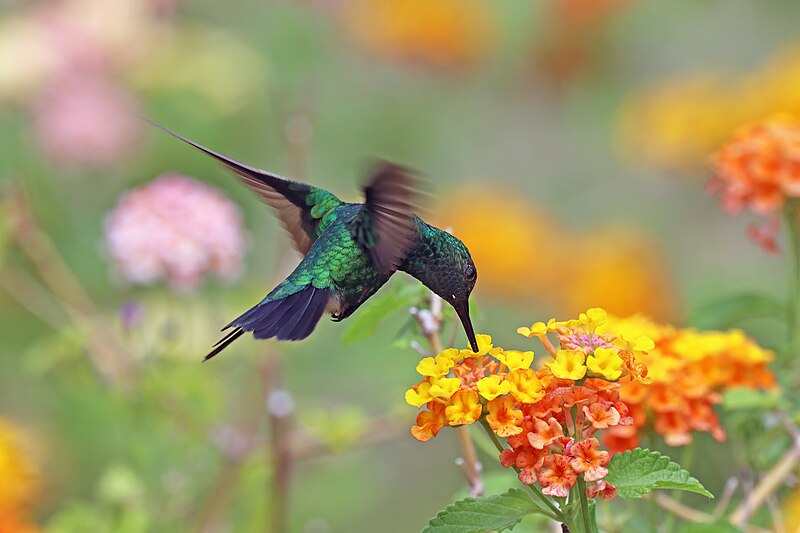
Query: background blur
[[1, 0, 799, 531]]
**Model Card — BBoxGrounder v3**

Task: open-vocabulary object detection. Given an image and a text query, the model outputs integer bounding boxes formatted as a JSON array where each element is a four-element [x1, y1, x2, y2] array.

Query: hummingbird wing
[[352, 161, 421, 275], [148, 121, 343, 255]]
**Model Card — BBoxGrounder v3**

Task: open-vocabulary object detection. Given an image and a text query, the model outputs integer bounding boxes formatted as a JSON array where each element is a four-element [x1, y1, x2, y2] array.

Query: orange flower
[[583, 402, 621, 429], [569, 438, 610, 482], [411, 402, 447, 442], [486, 396, 523, 437], [711, 118, 800, 215], [527, 417, 564, 450], [538, 454, 578, 498], [445, 390, 482, 426], [586, 479, 618, 501]]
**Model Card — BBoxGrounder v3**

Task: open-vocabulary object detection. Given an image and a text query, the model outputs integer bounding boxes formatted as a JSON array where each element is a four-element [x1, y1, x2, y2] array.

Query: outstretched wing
[[350, 161, 421, 275], [149, 121, 342, 255]]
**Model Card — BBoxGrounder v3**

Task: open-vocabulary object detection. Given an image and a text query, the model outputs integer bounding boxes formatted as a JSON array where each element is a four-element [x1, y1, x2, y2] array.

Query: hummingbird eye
[[465, 265, 476, 282]]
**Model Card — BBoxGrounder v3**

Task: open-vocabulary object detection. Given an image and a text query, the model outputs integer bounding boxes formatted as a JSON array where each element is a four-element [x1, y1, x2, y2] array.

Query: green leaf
[[604, 448, 713, 499], [689, 293, 785, 330], [722, 387, 785, 410], [341, 282, 424, 344], [423, 489, 541, 533]]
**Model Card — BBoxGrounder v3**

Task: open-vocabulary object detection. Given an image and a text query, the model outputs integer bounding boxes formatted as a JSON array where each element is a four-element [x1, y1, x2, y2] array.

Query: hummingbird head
[[414, 229, 479, 352]]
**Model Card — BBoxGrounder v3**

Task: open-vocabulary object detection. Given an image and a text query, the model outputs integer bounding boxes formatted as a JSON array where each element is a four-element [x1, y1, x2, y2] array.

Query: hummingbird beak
[[454, 300, 479, 352]]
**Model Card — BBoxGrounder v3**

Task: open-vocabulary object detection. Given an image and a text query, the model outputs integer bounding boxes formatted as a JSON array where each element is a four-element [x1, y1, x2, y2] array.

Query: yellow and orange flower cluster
[[0, 418, 40, 533], [599, 315, 775, 452], [406, 308, 653, 501]]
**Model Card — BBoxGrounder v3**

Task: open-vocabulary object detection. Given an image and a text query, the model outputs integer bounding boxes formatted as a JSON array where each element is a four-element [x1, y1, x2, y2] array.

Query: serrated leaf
[[604, 448, 713, 499], [722, 387, 784, 410], [689, 293, 785, 330], [423, 489, 540, 533], [341, 282, 424, 344]]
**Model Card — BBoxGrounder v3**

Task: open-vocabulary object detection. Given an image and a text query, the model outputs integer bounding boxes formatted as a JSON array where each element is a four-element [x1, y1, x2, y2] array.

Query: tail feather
[[204, 285, 332, 360], [204, 328, 244, 361]]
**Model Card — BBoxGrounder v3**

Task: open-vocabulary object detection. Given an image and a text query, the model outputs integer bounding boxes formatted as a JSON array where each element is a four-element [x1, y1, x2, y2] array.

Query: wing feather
[[148, 120, 341, 254]]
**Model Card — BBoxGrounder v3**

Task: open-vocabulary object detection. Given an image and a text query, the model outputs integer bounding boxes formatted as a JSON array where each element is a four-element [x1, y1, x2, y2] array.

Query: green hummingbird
[[150, 123, 479, 359]]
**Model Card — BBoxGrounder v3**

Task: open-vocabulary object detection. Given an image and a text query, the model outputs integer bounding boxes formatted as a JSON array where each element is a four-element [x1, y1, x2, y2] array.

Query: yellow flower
[[476, 375, 512, 400], [0, 418, 38, 518], [580, 308, 607, 328], [517, 321, 548, 338], [445, 389, 482, 426], [546, 350, 587, 381], [405, 380, 433, 407], [624, 333, 655, 352], [495, 350, 534, 372], [586, 347, 624, 381], [437, 348, 462, 361], [428, 377, 462, 401], [505, 368, 545, 403], [486, 396, 523, 437], [415, 355, 455, 378], [459, 333, 493, 358]]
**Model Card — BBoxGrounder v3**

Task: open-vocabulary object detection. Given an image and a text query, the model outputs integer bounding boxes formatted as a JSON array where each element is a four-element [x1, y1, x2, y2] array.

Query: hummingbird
[[149, 122, 479, 359]]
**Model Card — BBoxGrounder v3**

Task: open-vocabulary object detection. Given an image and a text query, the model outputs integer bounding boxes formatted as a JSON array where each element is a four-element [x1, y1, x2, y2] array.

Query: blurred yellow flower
[[558, 227, 679, 322], [0, 418, 39, 531], [618, 44, 800, 169], [341, 0, 493, 69], [436, 188, 679, 322]]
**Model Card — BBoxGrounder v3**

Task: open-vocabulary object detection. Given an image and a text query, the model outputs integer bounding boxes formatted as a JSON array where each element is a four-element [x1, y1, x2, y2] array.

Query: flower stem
[[478, 419, 562, 521], [786, 204, 800, 358], [576, 477, 593, 533]]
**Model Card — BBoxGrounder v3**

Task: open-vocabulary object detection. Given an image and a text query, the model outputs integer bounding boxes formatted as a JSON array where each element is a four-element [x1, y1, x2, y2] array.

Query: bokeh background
[[1, 0, 799, 531]]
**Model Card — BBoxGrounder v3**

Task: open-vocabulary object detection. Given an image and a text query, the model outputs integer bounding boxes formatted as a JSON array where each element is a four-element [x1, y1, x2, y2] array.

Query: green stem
[[786, 204, 800, 358], [478, 419, 563, 521], [576, 477, 593, 533], [571, 404, 593, 533]]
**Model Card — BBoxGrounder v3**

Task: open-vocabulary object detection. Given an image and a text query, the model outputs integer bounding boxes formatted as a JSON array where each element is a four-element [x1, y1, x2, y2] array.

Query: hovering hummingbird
[[149, 122, 479, 359]]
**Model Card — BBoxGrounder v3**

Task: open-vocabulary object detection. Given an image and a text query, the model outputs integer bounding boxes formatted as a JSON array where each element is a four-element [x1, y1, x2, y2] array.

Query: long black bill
[[454, 300, 479, 352]]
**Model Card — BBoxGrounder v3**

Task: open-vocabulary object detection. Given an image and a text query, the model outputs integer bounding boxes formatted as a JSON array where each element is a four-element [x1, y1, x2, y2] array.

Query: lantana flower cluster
[[406, 308, 653, 501], [710, 118, 800, 252], [599, 315, 776, 452]]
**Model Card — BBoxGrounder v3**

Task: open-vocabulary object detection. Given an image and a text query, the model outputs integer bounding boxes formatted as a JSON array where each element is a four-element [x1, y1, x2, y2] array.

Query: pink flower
[[104, 174, 246, 291], [33, 74, 143, 168]]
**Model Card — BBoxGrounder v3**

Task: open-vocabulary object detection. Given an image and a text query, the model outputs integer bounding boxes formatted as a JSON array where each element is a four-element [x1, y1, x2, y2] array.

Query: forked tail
[[204, 285, 331, 361]]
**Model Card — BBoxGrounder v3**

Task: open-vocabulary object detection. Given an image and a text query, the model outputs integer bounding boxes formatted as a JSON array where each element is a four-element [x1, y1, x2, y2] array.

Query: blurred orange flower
[[436, 187, 678, 321], [533, 0, 635, 86], [0, 418, 40, 532], [341, 0, 493, 69], [711, 118, 800, 216]]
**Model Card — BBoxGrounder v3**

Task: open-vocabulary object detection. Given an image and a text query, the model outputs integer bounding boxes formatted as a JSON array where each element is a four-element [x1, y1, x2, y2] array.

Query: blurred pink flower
[[32, 74, 143, 168], [104, 174, 247, 291]]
